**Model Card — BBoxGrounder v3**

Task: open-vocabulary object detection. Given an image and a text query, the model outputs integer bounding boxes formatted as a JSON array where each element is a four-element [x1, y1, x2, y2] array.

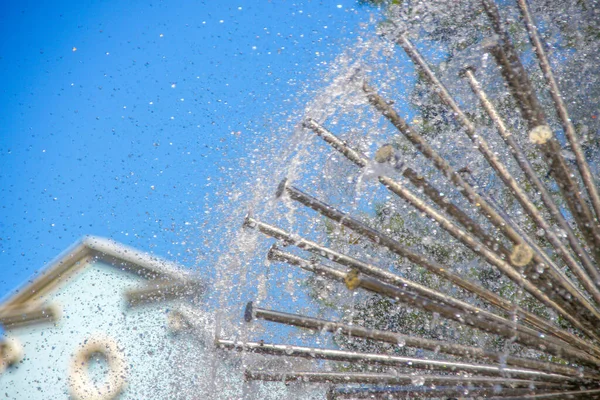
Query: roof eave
[[0, 236, 200, 311]]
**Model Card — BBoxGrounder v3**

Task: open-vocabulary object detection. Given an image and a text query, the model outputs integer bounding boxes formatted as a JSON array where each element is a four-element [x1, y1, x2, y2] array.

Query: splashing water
[[203, 2, 600, 398]]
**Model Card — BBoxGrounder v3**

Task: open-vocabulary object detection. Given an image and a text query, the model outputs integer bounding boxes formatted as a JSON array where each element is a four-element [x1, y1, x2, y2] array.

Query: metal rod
[[217, 338, 578, 383], [363, 83, 600, 332], [488, 388, 600, 400], [267, 245, 347, 281], [345, 270, 600, 368], [419, 60, 600, 311], [270, 246, 600, 360], [516, 0, 600, 231], [304, 117, 510, 260], [303, 118, 368, 168], [245, 303, 600, 379], [378, 33, 600, 321], [329, 387, 555, 400], [245, 215, 600, 362], [480, 0, 600, 254], [244, 370, 568, 389], [277, 181, 600, 345], [478, 0, 546, 127], [463, 67, 600, 302]]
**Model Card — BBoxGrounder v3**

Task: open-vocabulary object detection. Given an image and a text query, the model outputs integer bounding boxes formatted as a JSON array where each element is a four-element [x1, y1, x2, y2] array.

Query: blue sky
[[0, 0, 379, 299]]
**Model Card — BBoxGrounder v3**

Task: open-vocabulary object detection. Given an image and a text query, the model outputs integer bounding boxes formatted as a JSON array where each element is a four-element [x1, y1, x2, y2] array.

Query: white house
[[0, 236, 317, 399]]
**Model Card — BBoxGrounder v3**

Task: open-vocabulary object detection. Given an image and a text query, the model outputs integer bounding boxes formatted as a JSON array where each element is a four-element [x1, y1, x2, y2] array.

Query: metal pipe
[[464, 67, 600, 298], [329, 387, 555, 400], [303, 117, 510, 260], [345, 270, 600, 369], [277, 180, 600, 345], [244, 215, 600, 361], [516, 0, 600, 231], [480, 0, 600, 255], [479, 0, 546, 128], [363, 83, 600, 332], [267, 245, 347, 281], [387, 31, 600, 310], [269, 246, 600, 360], [371, 33, 600, 318], [244, 370, 567, 389], [488, 388, 600, 400], [245, 303, 600, 379], [303, 118, 368, 168], [217, 338, 578, 383], [425, 63, 600, 308]]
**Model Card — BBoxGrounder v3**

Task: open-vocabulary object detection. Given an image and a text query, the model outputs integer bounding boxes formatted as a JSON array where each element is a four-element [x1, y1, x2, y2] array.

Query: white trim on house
[[0, 236, 204, 328]]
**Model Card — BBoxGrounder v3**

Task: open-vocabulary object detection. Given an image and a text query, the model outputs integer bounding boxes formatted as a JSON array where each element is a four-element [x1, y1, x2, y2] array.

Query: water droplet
[[411, 375, 425, 386]]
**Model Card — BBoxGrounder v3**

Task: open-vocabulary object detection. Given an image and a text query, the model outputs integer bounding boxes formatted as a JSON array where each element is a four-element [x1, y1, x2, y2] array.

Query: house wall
[[0, 259, 324, 399], [0, 259, 219, 399]]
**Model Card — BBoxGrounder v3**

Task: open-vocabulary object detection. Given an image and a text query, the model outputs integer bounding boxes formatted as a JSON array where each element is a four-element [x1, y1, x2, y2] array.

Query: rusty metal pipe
[[345, 270, 600, 369], [463, 67, 600, 298], [480, 0, 600, 254], [244, 370, 568, 389], [516, 0, 600, 230], [244, 303, 600, 379], [276, 181, 600, 344], [363, 84, 600, 333], [245, 215, 600, 360], [217, 338, 578, 383]]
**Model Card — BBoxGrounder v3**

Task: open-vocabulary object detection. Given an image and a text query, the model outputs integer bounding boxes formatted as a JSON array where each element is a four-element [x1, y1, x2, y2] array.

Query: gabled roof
[[0, 236, 204, 329]]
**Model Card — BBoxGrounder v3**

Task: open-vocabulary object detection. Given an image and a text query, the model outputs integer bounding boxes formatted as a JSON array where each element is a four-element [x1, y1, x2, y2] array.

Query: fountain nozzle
[[302, 118, 316, 129], [244, 301, 255, 322], [275, 178, 288, 199]]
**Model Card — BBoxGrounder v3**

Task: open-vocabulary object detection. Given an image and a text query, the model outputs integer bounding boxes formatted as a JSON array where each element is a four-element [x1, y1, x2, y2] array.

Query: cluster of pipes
[[217, 0, 600, 398]]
